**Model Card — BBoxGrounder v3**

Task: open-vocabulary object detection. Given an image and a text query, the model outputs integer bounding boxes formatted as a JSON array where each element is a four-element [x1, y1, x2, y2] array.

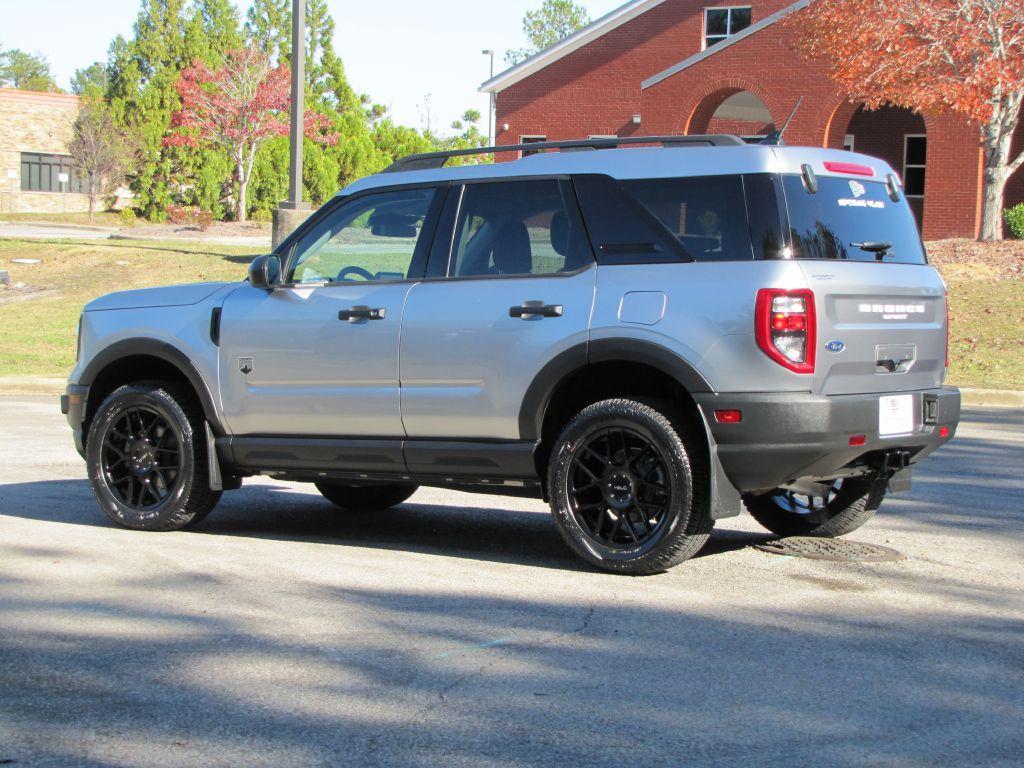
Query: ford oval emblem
[[826, 340, 846, 353]]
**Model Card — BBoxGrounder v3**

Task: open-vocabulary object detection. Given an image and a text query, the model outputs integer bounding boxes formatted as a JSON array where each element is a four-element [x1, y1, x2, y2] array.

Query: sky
[[0, 0, 624, 135]]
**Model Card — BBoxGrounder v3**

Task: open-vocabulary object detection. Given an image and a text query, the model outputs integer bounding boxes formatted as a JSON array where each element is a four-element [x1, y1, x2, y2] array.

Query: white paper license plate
[[879, 394, 914, 437]]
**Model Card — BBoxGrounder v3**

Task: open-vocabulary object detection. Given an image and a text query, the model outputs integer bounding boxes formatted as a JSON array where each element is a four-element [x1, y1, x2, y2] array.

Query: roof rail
[[383, 134, 746, 173]]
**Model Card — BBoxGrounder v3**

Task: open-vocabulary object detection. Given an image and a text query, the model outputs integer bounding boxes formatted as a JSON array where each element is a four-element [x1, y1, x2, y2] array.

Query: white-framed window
[[903, 134, 927, 198], [844, 134, 855, 152], [703, 6, 752, 49], [519, 135, 547, 158]]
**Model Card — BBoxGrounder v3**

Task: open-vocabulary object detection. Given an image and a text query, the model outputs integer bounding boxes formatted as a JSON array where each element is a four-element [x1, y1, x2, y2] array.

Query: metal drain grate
[[755, 537, 903, 562]]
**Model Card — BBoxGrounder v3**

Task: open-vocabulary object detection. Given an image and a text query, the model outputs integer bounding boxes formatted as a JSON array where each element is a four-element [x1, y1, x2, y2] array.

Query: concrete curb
[[0, 378, 1020, 408], [958, 388, 1024, 408], [0, 377, 66, 396], [0, 220, 117, 233]]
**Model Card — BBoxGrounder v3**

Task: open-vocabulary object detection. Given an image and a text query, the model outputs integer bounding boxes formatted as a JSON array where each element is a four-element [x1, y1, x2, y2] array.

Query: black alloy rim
[[770, 479, 844, 519], [101, 407, 183, 510], [567, 427, 672, 550]]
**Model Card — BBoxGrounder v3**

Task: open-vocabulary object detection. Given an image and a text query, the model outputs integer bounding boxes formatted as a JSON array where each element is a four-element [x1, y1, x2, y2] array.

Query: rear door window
[[448, 179, 594, 277], [782, 175, 926, 264]]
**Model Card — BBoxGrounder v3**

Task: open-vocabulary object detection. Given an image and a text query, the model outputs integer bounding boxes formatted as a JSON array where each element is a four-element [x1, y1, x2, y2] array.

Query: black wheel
[[547, 399, 712, 575], [742, 477, 886, 538], [86, 382, 221, 531], [314, 482, 418, 511]]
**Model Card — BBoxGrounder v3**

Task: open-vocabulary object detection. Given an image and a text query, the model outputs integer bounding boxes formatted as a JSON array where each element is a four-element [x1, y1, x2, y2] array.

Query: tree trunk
[[979, 166, 1009, 242], [87, 173, 97, 224], [978, 97, 1023, 242], [236, 158, 247, 223]]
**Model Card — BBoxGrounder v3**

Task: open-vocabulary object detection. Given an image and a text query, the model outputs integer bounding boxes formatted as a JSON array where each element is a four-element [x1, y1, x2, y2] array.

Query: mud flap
[[205, 422, 223, 492], [696, 410, 742, 519]]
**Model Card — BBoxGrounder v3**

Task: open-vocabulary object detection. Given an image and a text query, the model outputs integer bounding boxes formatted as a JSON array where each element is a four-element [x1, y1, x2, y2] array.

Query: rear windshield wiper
[[851, 241, 893, 260]]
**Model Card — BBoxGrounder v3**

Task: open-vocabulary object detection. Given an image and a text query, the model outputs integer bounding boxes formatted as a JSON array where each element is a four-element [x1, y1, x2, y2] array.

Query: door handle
[[338, 306, 386, 322], [509, 302, 563, 319]]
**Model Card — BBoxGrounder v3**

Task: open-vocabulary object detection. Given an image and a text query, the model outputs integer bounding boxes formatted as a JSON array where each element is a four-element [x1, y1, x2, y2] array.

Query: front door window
[[288, 187, 441, 284]]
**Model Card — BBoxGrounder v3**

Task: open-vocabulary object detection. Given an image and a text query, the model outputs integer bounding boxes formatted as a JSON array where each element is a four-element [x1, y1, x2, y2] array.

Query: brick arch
[[680, 79, 778, 136], [822, 98, 862, 148]]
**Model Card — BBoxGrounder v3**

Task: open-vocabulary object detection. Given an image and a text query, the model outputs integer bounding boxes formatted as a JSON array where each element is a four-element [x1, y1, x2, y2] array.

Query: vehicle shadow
[[0, 479, 771, 573]]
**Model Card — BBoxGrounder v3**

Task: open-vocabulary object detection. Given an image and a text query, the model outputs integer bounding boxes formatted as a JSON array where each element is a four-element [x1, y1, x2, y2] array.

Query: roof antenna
[[759, 96, 803, 146]]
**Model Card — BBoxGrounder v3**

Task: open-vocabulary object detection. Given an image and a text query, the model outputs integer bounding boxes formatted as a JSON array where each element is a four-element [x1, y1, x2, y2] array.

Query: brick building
[[481, 0, 1024, 241], [0, 88, 90, 215]]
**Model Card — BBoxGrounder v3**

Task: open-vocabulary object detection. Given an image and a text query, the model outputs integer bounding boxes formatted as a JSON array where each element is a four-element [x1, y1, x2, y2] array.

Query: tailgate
[[800, 261, 947, 395]]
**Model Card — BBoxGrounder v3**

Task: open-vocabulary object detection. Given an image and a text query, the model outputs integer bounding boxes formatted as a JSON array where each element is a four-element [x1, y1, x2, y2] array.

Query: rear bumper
[[694, 386, 960, 492], [61, 384, 89, 458]]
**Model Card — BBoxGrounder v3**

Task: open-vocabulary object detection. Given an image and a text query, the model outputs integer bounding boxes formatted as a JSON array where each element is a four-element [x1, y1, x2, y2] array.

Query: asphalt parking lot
[[1, 396, 1022, 767]]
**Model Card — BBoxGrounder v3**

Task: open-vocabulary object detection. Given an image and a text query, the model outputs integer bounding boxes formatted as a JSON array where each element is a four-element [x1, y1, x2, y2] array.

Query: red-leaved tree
[[166, 49, 337, 223], [792, 0, 1024, 241]]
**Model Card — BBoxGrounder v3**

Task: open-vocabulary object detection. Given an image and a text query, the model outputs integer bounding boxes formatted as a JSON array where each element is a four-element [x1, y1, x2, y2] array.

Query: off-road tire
[[547, 398, 712, 575], [742, 477, 886, 538], [315, 482, 418, 511], [86, 382, 221, 531]]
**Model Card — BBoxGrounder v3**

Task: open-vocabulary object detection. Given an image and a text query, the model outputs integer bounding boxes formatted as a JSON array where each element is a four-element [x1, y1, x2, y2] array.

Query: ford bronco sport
[[62, 135, 960, 574]]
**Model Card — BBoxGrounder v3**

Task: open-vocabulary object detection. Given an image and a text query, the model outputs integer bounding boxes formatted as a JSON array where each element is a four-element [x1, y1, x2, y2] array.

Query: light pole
[[272, 0, 310, 248], [482, 49, 495, 145]]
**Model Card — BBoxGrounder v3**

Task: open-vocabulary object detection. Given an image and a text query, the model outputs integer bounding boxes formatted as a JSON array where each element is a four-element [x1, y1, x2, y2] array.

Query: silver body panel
[[400, 269, 597, 439], [591, 261, 814, 394], [217, 282, 414, 437], [799, 261, 947, 395]]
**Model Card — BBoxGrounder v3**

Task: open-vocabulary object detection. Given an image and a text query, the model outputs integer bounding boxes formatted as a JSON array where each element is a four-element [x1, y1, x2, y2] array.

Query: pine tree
[[106, 0, 192, 220]]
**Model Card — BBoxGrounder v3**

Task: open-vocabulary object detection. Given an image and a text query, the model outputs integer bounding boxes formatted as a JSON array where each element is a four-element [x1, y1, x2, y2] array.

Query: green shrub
[[118, 208, 137, 228], [251, 208, 273, 225], [1005, 203, 1024, 239]]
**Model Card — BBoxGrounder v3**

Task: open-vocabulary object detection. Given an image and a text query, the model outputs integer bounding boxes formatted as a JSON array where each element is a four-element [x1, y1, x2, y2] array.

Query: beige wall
[[0, 88, 90, 214]]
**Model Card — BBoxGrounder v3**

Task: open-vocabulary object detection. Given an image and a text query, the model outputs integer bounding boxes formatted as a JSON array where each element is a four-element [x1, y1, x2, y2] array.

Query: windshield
[[781, 175, 926, 264]]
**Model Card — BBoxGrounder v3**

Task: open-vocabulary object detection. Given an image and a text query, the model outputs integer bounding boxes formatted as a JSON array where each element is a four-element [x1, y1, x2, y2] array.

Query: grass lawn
[[0, 236, 1021, 389], [0, 238, 260, 377]]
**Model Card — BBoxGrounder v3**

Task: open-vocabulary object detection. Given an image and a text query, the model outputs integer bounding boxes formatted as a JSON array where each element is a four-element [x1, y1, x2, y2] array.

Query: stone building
[[0, 88, 89, 215]]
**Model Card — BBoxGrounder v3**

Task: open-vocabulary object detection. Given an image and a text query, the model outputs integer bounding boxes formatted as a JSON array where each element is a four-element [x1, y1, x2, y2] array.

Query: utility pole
[[482, 50, 495, 145], [272, 0, 310, 249]]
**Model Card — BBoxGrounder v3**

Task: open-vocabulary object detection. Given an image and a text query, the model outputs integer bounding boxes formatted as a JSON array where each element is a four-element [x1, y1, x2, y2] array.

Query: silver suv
[[62, 136, 960, 574]]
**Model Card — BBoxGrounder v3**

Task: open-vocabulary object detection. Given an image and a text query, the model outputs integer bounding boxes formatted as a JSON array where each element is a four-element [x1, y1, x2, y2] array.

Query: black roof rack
[[383, 134, 746, 173]]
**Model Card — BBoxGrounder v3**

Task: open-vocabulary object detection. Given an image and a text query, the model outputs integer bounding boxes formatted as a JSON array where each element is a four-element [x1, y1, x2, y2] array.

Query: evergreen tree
[[245, 0, 290, 63], [106, 0, 192, 219], [0, 48, 61, 92], [71, 62, 108, 96]]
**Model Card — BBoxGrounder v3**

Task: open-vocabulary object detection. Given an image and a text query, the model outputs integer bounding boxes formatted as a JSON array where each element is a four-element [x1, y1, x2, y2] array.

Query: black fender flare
[[518, 339, 740, 520], [518, 338, 713, 441], [79, 338, 225, 435]]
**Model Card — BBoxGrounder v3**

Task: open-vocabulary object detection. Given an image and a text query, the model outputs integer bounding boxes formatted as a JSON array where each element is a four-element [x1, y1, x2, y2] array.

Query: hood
[[85, 282, 235, 312]]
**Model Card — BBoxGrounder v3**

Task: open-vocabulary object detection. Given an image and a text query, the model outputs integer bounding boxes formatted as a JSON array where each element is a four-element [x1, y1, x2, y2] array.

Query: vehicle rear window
[[782, 175, 926, 264], [620, 174, 785, 262]]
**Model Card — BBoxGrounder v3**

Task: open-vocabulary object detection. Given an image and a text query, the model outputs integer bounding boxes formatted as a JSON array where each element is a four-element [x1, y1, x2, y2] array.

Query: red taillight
[[714, 409, 742, 424], [849, 435, 867, 447], [939, 426, 950, 438], [823, 161, 875, 177], [755, 288, 816, 374]]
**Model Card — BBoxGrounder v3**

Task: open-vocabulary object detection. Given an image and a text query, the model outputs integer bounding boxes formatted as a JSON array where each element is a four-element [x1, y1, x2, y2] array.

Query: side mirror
[[248, 254, 281, 289]]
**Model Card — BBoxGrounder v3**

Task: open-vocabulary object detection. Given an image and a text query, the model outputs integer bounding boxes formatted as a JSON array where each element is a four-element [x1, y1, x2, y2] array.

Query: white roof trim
[[480, 0, 667, 94], [641, 0, 810, 90]]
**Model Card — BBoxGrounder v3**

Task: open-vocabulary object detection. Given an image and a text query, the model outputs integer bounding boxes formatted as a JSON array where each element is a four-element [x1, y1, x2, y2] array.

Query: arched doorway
[[838, 105, 928, 227], [687, 89, 775, 142]]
